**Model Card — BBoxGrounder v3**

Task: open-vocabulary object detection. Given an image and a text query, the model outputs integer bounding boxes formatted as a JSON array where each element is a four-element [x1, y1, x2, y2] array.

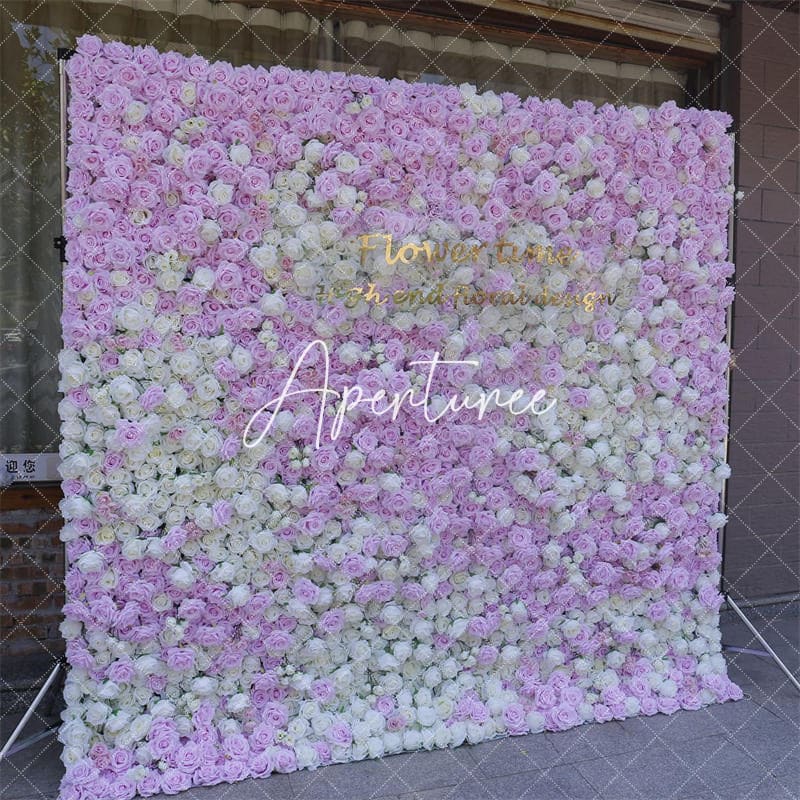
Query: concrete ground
[[1, 603, 797, 800]]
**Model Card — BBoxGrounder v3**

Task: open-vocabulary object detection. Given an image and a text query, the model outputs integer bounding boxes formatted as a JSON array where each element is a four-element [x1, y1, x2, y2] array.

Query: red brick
[[763, 61, 800, 97], [736, 285, 799, 316], [730, 474, 799, 506], [737, 188, 763, 220], [737, 221, 798, 255], [740, 89, 798, 129], [9, 596, 46, 612], [739, 123, 764, 158], [763, 125, 800, 160], [732, 315, 761, 346], [731, 410, 790, 442], [752, 334, 798, 355], [756, 317, 800, 345], [741, 17, 800, 61], [755, 255, 799, 287], [738, 57, 766, 90], [738, 155, 798, 193], [729, 441, 800, 476], [762, 189, 800, 224]]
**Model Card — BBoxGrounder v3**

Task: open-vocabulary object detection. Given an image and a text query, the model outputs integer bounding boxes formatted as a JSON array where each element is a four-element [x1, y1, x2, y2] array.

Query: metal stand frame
[[0, 658, 65, 761], [718, 139, 799, 692], [724, 597, 800, 692], [0, 48, 73, 765], [1, 50, 796, 772]]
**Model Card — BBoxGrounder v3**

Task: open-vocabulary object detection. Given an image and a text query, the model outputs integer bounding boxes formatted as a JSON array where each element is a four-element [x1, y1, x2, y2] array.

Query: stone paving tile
[[463, 731, 562, 776], [1, 734, 62, 800], [575, 734, 764, 800], [617, 698, 781, 747], [135, 775, 295, 800], [448, 765, 599, 800], [288, 746, 477, 799], [679, 774, 799, 800], [548, 719, 653, 763], [726, 718, 799, 780], [392, 787, 461, 800], [167, 777, 294, 800]]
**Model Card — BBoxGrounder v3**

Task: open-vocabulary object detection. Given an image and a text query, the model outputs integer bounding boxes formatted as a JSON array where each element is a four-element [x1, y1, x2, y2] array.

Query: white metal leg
[[0, 662, 62, 762]]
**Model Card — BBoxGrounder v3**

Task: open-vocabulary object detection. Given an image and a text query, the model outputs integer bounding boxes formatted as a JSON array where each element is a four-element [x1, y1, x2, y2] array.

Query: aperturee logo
[[242, 340, 557, 450]]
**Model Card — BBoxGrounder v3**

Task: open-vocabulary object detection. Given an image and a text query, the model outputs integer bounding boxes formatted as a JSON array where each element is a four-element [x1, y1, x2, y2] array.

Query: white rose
[[673, 356, 692, 378], [403, 730, 423, 751], [227, 692, 251, 713], [199, 220, 221, 244], [586, 178, 606, 198], [189, 267, 215, 293], [639, 208, 659, 228], [293, 261, 317, 288], [180, 82, 196, 105], [335, 185, 357, 208], [228, 585, 251, 607], [191, 677, 218, 695], [169, 565, 194, 590], [304, 140, 325, 163], [563, 337, 587, 360], [337, 342, 362, 366], [708, 513, 727, 529], [129, 714, 152, 741], [335, 152, 359, 174], [250, 245, 278, 271], [624, 185, 641, 205], [383, 674, 403, 695], [509, 146, 529, 165], [108, 375, 139, 405], [282, 204, 307, 226], [583, 419, 604, 439], [124, 101, 147, 125], [393, 641, 412, 662], [122, 540, 147, 560], [295, 743, 318, 769], [638, 355, 657, 376], [607, 481, 627, 500], [208, 180, 234, 204], [229, 143, 252, 165], [163, 141, 185, 167], [115, 304, 149, 332], [250, 530, 276, 553], [76, 551, 104, 574], [194, 375, 221, 402], [85, 701, 110, 726]]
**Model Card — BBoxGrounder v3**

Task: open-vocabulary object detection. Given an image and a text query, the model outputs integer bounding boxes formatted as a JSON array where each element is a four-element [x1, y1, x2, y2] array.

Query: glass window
[[0, 0, 688, 456]]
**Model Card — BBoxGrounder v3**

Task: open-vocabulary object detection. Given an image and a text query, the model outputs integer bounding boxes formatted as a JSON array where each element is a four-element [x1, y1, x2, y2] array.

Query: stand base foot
[[724, 595, 800, 694]]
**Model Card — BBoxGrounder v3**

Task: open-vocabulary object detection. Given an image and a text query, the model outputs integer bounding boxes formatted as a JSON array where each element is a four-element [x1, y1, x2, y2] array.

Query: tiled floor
[[1, 603, 797, 800]]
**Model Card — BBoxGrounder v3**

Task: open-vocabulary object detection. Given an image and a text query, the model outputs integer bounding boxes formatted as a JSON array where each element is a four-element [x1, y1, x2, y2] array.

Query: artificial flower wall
[[58, 35, 740, 799]]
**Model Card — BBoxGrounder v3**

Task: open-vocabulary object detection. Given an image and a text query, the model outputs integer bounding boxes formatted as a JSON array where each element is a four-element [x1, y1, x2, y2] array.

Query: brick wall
[[0, 486, 65, 659], [724, 4, 800, 600]]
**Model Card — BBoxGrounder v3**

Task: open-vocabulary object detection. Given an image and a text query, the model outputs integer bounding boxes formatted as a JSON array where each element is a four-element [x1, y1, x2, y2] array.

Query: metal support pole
[[0, 49, 73, 763], [0, 662, 63, 763], [717, 133, 736, 588], [717, 134, 799, 694], [726, 596, 800, 693]]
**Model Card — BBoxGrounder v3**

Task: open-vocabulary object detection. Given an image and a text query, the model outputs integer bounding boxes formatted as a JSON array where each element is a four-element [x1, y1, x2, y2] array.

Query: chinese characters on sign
[[1, 453, 60, 483]]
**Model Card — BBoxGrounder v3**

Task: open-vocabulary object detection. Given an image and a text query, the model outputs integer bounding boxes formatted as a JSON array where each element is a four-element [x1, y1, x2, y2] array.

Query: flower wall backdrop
[[58, 35, 741, 799]]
